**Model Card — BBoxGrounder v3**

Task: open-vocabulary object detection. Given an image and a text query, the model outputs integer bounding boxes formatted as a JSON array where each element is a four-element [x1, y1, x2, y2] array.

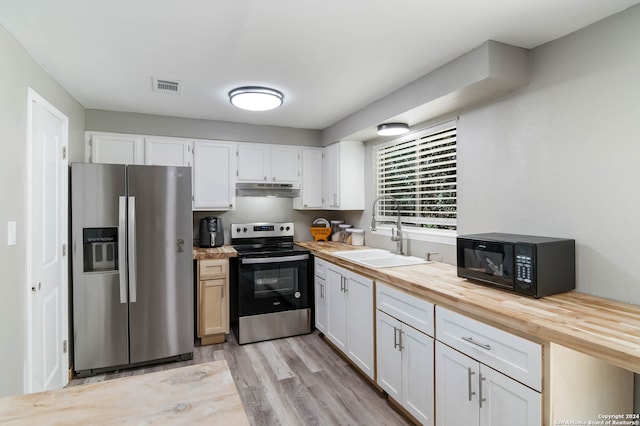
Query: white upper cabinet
[[323, 140, 364, 210], [86, 132, 144, 165], [293, 147, 323, 210], [237, 143, 300, 183], [192, 140, 236, 211], [144, 136, 193, 167]]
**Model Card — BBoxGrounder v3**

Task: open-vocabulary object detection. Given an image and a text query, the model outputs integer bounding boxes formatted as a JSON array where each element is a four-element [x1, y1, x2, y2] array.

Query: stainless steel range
[[230, 222, 311, 344]]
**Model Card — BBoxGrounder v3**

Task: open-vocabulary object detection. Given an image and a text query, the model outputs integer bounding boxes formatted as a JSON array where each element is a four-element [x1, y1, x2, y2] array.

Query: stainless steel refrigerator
[[71, 163, 193, 376]]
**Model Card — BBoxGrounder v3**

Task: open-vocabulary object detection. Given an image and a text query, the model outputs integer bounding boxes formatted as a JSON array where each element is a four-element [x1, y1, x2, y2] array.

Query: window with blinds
[[375, 121, 457, 231]]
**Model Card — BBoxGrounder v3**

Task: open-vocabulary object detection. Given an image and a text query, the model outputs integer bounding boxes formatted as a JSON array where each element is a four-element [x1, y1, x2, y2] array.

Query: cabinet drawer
[[436, 306, 541, 391], [199, 259, 228, 279], [315, 257, 326, 279], [376, 281, 434, 337]]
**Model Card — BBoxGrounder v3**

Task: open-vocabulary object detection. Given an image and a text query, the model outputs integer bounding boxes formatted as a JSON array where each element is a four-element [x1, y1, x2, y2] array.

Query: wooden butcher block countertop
[[192, 245, 238, 260], [0, 360, 249, 425], [297, 241, 640, 374]]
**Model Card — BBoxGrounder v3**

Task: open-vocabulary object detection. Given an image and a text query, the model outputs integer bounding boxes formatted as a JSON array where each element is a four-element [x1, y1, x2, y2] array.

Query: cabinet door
[[144, 137, 192, 167], [325, 264, 347, 352], [479, 366, 541, 426], [322, 142, 339, 208], [294, 148, 323, 209], [346, 272, 374, 379], [193, 140, 236, 210], [322, 141, 364, 210], [199, 278, 227, 336], [88, 132, 143, 165], [237, 144, 268, 181], [403, 325, 435, 426], [271, 146, 300, 183], [314, 275, 327, 334], [376, 310, 402, 400], [435, 342, 479, 426]]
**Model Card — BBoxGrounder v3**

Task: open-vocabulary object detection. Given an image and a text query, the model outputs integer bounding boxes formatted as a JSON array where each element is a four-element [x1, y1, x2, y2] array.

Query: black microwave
[[456, 233, 575, 298]]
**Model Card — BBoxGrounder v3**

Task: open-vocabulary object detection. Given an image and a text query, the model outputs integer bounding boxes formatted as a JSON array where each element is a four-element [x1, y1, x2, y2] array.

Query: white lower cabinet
[[377, 311, 434, 425], [435, 306, 541, 426], [376, 282, 435, 425], [325, 262, 374, 379], [435, 342, 540, 426]]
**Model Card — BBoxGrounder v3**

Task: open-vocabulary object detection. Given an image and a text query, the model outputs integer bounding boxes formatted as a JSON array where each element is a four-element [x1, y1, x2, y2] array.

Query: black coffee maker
[[199, 217, 224, 247]]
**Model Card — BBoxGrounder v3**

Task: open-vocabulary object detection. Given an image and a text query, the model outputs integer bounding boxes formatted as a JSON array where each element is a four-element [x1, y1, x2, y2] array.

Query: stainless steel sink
[[332, 249, 428, 268]]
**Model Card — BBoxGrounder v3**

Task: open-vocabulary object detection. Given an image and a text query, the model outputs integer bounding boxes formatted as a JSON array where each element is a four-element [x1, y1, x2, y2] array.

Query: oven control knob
[[286, 226, 290, 231], [236, 227, 241, 233], [280, 226, 284, 231], [243, 227, 247, 233]]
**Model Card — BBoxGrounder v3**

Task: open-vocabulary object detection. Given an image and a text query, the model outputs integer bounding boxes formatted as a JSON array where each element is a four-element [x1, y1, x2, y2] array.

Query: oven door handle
[[241, 254, 309, 264]]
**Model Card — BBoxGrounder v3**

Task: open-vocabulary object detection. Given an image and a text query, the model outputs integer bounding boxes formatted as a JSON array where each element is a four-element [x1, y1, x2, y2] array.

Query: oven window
[[254, 267, 298, 298]]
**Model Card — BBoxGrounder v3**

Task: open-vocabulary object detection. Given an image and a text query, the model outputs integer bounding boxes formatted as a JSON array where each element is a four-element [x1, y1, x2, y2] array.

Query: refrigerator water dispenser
[[83, 227, 118, 272]]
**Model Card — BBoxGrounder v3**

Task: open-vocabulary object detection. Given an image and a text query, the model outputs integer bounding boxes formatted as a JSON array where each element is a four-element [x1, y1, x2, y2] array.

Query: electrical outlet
[[7, 221, 16, 246]]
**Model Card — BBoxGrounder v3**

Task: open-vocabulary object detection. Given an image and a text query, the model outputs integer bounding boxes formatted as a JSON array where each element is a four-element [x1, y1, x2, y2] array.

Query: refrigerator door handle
[[128, 196, 137, 303], [118, 196, 127, 304]]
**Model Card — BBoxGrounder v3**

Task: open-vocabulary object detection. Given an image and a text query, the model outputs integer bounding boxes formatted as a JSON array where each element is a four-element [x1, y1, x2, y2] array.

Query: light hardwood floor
[[70, 331, 411, 426]]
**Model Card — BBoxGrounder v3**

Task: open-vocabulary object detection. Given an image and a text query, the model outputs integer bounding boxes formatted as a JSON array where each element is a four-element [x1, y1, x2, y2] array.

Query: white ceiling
[[1, 0, 639, 133]]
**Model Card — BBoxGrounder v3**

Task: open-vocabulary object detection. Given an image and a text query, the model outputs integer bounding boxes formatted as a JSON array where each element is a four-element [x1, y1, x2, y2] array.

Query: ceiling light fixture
[[377, 122, 410, 136], [228, 86, 284, 111]]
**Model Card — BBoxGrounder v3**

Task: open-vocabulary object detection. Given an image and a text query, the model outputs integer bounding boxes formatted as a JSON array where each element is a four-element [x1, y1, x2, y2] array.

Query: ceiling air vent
[[152, 77, 182, 95]]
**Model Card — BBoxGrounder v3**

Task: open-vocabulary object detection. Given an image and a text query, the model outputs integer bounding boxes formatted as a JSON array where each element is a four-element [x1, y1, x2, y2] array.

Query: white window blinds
[[375, 121, 457, 231]]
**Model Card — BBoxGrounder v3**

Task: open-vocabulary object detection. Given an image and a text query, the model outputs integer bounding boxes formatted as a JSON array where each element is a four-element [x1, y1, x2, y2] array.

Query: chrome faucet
[[371, 195, 404, 255]]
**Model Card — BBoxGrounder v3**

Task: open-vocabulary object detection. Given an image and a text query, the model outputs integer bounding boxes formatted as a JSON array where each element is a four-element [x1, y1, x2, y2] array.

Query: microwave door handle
[[118, 196, 127, 304], [128, 196, 137, 303]]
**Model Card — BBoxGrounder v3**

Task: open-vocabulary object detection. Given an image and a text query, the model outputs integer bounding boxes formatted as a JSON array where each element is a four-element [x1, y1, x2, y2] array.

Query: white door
[[479, 366, 541, 426], [435, 342, 479, 426], [314, 276, 327, 333], [403, 325, 435, 426], [270, 146, 299, 183], [345, 272, 374, 379], [325, 264, 347, 352], [296, 148, 323, 209], [322, 143, 339, 208], [87, 132, 143, 164], [237, 144, 268, 181], [376, 310, 402, 400], [27, 88, 69, 392], [144, 137, 192, 166], [193, 140, 236, 210]]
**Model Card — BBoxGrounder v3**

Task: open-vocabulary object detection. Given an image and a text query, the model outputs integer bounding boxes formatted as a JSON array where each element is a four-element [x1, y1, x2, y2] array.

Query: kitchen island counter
[[0, 360, 249, 425], [297, 241, 640, 375]]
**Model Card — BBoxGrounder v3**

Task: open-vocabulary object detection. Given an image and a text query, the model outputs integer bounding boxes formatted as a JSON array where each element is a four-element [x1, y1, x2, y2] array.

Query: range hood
[[235, 182, 300, 197]]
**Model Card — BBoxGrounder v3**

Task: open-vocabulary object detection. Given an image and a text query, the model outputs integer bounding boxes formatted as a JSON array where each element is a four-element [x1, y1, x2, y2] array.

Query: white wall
[[0, 24, 85, 397], [457, 5, 640, 305]]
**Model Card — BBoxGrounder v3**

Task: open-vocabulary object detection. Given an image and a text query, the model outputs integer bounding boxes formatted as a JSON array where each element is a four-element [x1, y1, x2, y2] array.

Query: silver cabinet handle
[[343, 277, 348, 293], [462, 336, 491, 350], [393, 327, 399, 349], [118, 196, 127, 304], [479, 373, 487, 408], [398, 329, 403, 351], [320, 283, 324, 299], [468, 368, 476, 401], [128, 196, 137, 303]]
